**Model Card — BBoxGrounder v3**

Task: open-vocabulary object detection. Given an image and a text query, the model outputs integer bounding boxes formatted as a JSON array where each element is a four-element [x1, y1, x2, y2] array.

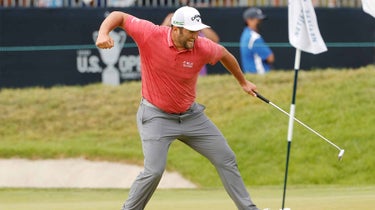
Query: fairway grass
[[0, 186, 374, 210]]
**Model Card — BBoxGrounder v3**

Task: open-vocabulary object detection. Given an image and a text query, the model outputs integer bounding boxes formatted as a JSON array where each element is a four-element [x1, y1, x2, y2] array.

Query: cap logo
[[172, 20, 184, 26], [191, 15, 201, 22]]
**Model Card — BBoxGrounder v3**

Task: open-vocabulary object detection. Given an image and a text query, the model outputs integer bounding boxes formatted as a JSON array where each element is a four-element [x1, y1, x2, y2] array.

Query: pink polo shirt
[[124, 15, 223, 114]]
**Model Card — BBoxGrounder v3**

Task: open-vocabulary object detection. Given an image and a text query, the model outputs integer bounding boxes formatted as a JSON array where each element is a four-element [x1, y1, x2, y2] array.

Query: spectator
[[107, 0, 135, 7], [240, 7, 274, 74], [37, 0, 63, 7]]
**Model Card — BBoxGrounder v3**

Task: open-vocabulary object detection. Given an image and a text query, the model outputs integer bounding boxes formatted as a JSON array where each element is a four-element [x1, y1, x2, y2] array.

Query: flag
[[288, 0, 327, 54], [362, 0, 375, 18]]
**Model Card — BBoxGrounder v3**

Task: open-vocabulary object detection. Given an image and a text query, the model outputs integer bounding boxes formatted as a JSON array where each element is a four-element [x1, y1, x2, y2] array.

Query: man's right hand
[[96, 33, 114, 49]]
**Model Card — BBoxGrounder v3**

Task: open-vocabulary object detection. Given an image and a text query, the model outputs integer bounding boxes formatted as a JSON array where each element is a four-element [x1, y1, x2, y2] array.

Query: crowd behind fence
[[0, 0, 364, 8]]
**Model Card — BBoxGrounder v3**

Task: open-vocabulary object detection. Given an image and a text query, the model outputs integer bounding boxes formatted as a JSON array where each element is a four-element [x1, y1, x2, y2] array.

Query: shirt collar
[[167, 28, 174, 48]]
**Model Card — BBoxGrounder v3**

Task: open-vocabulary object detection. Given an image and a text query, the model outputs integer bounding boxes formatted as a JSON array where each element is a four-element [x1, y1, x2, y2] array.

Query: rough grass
[[0, 65, 374, 187]]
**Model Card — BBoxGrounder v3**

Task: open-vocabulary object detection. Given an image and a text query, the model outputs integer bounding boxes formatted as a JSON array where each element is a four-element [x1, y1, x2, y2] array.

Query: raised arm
[[220, 48, 257, 96], [96, 11, 130, 49]]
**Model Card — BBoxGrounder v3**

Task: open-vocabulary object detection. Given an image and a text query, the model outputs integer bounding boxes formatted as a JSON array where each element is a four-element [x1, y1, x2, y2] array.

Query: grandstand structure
[[0, 0, 364, 8]]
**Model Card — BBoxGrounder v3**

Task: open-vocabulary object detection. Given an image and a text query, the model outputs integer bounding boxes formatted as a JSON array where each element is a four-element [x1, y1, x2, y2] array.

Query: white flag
[[288, 0, 327, 54], [362, 0, 375, 18]]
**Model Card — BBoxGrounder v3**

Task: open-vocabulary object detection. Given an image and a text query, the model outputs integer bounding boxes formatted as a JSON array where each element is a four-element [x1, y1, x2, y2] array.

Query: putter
[[254, 92, 345, 160]]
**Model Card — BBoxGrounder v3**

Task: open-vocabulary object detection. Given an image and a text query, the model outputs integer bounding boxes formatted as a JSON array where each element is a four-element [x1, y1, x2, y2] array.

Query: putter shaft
[[255, 92, 344, 154]]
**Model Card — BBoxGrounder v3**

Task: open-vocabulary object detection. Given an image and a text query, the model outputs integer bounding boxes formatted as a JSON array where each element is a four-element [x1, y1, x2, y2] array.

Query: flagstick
[[281, 48, 301, 210]]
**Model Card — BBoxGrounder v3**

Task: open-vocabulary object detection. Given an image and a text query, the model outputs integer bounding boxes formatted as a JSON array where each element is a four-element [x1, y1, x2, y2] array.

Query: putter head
[[338, 149, 345, 161]]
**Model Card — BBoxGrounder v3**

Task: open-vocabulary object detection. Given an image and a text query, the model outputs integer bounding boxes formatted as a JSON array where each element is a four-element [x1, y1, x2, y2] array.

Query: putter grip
[[255, 92, 270, 103]]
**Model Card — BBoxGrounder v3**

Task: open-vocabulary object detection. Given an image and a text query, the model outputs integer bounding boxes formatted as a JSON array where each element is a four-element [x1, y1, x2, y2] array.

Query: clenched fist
[[96, 33, 115, 49]]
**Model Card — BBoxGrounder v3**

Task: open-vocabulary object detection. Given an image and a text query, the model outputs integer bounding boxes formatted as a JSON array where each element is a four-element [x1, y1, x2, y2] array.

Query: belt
[[141, 98, 159, 109], [141, 98, 192, 115]]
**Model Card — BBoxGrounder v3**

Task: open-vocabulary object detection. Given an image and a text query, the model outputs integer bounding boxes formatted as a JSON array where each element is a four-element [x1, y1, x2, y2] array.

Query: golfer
[[96, 6, 261, 210]]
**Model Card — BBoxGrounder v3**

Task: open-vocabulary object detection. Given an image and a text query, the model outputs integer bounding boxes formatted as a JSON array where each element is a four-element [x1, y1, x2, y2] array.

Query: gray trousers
[[122, 99, 259, 210]]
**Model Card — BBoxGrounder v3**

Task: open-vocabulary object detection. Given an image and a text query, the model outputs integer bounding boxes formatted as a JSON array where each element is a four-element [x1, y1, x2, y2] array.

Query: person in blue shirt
[[240, 8, 275, 74]]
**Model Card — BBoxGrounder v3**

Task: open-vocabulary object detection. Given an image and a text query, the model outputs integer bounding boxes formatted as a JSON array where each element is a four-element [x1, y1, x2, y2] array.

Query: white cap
[[171, 6, 210, 31]]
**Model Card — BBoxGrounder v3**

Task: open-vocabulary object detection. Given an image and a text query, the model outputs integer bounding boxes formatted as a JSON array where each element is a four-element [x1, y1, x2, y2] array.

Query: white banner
[[288, 0, 327, 54], [362, 0, 375, 18]]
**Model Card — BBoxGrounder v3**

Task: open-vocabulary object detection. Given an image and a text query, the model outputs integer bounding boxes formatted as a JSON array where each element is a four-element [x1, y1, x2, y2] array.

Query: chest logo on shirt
[[182, 61, 194, 68]]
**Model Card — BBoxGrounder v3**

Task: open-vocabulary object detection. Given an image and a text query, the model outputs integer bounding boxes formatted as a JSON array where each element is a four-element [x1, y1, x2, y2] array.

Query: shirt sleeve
[[199, 37, 224, 65], [253, 38, 273, 60], [123, 15, 158, 45]]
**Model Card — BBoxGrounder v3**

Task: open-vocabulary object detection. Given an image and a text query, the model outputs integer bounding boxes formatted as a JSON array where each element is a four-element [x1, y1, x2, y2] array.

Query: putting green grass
[[0, 186, 374, 210]]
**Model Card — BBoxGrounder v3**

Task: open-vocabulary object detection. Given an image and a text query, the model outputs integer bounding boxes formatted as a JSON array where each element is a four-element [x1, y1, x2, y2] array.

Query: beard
[[183, 40, 195, 49], [177, 28, 195, 49]]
